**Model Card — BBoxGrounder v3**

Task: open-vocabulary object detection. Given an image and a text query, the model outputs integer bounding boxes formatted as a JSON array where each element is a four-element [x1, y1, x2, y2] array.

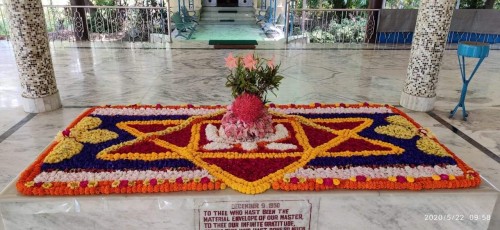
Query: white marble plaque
[[197, 200, 314, 230]]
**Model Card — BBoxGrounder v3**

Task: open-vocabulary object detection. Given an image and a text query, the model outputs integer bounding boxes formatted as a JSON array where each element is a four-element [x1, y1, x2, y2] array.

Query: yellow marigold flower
[[182, 178, 190, 183], [283, 178, 290, 183], [168, 178, 176, 183], [25, 181, 35, 187], [448, 175, 456, 180], [431, 175, 441, 181], [333, 179, 340, 186], [406, 176, 415, 183], [88, 181, 98, 188], [299, 177, 306, 183], [143, 180, 150, 186], [388, 176, 397, 182], [315, 178, 323, 184], [128, 181, 136, 186], [193, 177, 201, 183], [55, 132, 65, 142], [44, 138, 84, 163], [157, 179, 165, 184], [74, 117, 102, 130], [375, 125, 415, 139], [111, 180, 120, 188], [42, 182, 52, 189], [416, 137, 450, 157], [386, 115, 415, 128], [67, 181, 80, 189], [220, 183, 227, 190], [349, 177, 356, 182]]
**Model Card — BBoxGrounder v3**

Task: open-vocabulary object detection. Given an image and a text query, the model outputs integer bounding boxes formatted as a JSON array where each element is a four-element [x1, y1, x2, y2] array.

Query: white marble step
[[0, 178, 497, 230], [200, 8, 256, 25]]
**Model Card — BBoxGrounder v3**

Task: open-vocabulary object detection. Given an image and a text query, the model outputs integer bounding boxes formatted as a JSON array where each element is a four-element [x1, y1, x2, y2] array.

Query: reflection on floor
[[0, 41, 498, 227]]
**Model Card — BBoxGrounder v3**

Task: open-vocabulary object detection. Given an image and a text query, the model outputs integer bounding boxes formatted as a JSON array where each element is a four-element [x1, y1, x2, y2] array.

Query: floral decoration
[[224, 52, 283, 102], [16, 103, 480, 196]]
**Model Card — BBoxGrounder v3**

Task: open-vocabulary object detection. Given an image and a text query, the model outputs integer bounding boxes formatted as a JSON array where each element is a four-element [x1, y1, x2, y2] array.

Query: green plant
[[224, 53, 284, 103], [308, 16, 367, 43], [0, 22, 8, 36]]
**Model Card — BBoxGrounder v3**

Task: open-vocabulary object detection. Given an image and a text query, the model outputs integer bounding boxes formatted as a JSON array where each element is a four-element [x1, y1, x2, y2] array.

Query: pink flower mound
[[232, 94, 263, 123], [221, 94, 274, 141]]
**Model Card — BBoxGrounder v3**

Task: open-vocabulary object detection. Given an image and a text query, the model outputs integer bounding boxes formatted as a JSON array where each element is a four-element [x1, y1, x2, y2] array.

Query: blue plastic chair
[[449, 41, 489, 121]]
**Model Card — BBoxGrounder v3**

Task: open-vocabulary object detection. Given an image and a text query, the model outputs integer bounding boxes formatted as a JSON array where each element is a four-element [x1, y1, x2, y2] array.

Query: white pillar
[[400, 0, 457, 112], [7, 0, 62, 113]]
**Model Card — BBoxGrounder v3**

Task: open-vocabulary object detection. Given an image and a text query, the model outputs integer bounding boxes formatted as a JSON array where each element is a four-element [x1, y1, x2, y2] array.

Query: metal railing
[[0, 4, 172, 43], [285, 6, 379, 45]]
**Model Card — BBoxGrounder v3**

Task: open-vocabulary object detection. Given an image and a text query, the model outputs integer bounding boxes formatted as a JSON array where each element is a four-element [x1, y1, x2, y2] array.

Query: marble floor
[[0, 40, 499, 229]]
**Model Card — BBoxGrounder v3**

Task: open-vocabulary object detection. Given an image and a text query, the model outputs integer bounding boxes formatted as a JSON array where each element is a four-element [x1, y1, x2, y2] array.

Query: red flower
[[396, 176, 406, 183], [356, 175, 367, 182], [150, 178, 158, 186], [119, 180, 129, 188], [201, 177, 210, 184], [290, 177, 299, 184], [440, 174, 449, 180], [232, 93, 264, 123], [62, 129, 70, 137], [176, 177, 184, 184], [323, 178, 333, 186], [80, 181, 89, 188]]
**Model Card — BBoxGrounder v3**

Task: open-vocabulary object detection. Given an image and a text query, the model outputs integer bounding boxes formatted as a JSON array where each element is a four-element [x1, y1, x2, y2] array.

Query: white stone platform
[[0, 177, 497, 230]]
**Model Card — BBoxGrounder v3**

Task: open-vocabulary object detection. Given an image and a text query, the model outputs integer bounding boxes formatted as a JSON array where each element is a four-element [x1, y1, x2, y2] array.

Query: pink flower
[[267, 56, 275, 69], [243, 53, 257, 70], [225, 53, 238, 69]]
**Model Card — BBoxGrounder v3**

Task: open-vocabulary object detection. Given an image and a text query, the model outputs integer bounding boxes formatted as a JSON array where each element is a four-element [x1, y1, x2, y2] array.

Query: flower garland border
[[16, 103, 481, 196]]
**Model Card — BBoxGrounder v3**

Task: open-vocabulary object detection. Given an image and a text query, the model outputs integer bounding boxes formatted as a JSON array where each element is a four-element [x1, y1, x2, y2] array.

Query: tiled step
[[200, 19, 256, 25], [201, 6, 256, 25], [200, 14, 255, 20]]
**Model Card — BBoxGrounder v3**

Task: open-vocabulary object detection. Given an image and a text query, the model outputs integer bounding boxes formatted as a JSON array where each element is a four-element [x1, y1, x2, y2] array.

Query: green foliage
[[384, 0, 420, 9], [308, 16, 367, 43], [92, 0, 116, 6], [295, 0, 368, 9], [0, 22, 8, 36], [225, 55, 284, 102], [459, 0, 500, 9]]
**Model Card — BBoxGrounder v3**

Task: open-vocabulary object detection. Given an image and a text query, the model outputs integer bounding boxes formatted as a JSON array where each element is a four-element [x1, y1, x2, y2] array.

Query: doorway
[[217, 0, 238, 7]]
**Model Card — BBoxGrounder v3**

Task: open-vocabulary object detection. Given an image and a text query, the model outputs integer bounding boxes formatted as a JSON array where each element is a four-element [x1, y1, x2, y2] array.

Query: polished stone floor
[[0, 40, 499, 228]]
